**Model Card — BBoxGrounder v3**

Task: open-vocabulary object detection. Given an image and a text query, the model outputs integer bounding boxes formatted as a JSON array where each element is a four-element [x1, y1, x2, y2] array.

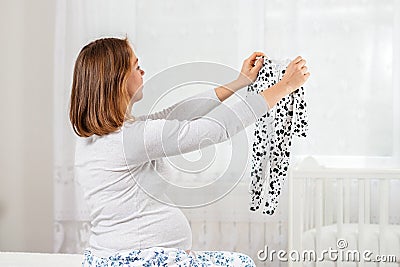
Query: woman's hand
[[278, 56, 310, 94], [260, 55, 310, 109], [213, 52, 266, 101], [236, 52, 266, 88]]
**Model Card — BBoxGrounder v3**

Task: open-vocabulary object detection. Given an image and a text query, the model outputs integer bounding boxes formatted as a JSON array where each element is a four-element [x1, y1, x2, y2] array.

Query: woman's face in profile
[[127, 48, 145, 102]]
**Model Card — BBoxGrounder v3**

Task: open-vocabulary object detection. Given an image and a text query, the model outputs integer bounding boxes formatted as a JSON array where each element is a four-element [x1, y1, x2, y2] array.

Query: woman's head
[[69, 37, 145, 137]]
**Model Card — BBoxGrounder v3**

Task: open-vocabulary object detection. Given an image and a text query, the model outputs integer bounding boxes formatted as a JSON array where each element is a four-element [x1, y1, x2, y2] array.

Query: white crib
[[288, 157, 400, 267]]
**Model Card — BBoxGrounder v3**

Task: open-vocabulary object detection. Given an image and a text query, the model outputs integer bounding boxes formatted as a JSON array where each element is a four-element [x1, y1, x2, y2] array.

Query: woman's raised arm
[[123, 92, 269, 165], [133, 51, 268, 122]]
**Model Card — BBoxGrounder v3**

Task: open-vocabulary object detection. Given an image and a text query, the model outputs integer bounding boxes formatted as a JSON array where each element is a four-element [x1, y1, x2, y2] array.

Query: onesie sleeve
[[123, 93, 270, 165], [134, 89, 222, 121]]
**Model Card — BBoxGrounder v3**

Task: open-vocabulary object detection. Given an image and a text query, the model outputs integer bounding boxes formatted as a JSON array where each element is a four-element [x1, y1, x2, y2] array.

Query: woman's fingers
[[287, 56, 302, 68], [289, 56, 308, 73], [292, 56, 303, 64], [254, 56, 264, 71], [248, 51, 266, 60], [238, 51, 267, 86], [248, 51, 266, 65], [297, 59, 306, 69]]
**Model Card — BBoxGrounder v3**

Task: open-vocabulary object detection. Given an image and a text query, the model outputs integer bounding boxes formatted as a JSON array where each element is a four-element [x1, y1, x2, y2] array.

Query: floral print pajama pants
[[82, 247, 256, 267]]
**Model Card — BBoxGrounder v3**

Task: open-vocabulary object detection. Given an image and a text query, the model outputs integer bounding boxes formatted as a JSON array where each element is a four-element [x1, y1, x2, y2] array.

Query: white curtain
[[53, 0, 400, 263]]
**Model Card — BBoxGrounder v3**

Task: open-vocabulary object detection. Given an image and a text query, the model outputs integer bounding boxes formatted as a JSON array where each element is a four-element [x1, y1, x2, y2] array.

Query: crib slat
[[304, 177, 310, 231], [336, 178, 344, 267], [358, 179, 366, 257], [309, 178, 315, 229], [299, 177, 305, 267], [358, 179, 365, 225], [344, 179, 351, 223], [364, 179, 370, 224], [315, 179, 323, 228], [379, 179, 389, 225], [324, 178, 333, 225], [379, 179, 389, 263], [309, 177, 313, 230], [301, 177, 305, 248], [315, 178, 323, 257], [337, 179, 343, 232]]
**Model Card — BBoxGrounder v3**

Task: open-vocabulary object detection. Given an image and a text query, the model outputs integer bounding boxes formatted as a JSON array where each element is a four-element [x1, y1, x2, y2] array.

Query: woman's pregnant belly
[[89, 191, 192, 258], [138, 200, 193, 250]]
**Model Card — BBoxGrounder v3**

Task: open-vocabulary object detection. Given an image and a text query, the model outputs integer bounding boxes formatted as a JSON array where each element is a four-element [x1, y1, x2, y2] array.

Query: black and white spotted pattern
[[247, 58, 308, 215]]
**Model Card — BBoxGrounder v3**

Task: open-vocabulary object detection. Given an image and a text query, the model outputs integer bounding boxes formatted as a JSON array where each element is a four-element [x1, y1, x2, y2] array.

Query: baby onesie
[[247, 58, 308, 215]]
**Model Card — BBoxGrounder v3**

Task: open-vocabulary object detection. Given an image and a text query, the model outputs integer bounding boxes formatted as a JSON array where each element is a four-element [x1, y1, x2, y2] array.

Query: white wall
[[0, 0, 55, 252]]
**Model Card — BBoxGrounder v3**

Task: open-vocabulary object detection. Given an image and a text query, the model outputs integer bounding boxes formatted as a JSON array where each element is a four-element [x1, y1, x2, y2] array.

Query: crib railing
[[288, 156, 400, 267]]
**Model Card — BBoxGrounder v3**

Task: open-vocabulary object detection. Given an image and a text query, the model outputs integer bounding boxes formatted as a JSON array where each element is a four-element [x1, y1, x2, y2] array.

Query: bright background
[[0, 0, 399, 265]]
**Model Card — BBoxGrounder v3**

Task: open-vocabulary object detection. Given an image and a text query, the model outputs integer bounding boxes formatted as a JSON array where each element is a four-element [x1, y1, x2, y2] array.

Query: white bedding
[[0, 252, 82, 267]]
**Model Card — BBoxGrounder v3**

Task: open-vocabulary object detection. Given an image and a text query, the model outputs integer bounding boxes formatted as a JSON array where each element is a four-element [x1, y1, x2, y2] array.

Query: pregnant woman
[[69, 37, 309, 266]]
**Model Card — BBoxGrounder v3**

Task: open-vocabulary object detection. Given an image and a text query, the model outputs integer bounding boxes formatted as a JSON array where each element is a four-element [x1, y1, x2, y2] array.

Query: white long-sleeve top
[[74, 88, 270, 258]]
